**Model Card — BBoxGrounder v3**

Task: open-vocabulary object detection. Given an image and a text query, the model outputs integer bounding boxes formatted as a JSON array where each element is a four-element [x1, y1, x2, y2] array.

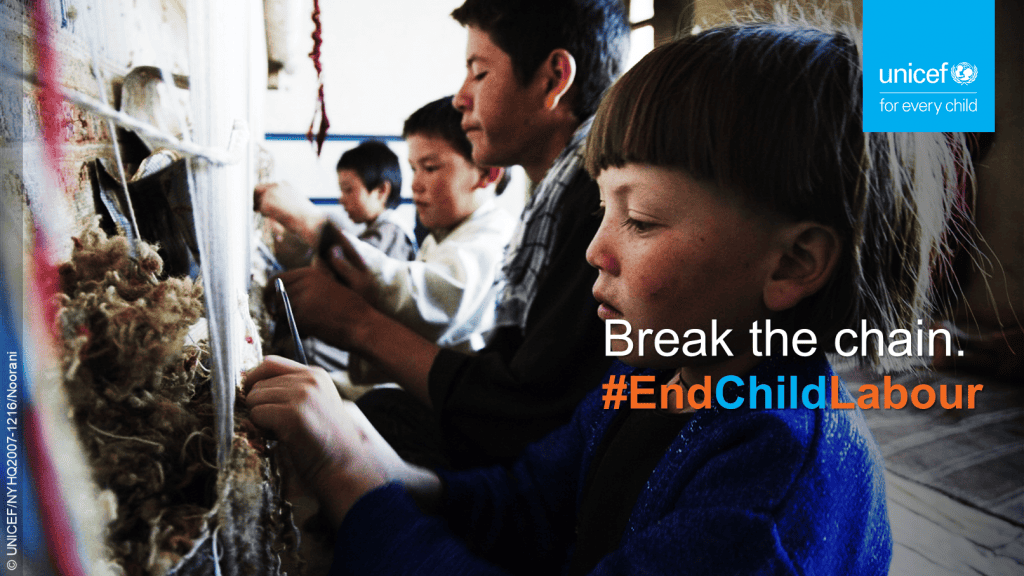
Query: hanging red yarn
[[307, 0, 330, 155]]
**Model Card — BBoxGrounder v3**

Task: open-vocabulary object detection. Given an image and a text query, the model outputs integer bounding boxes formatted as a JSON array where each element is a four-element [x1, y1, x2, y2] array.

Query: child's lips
[[597, 301, 623, 320]]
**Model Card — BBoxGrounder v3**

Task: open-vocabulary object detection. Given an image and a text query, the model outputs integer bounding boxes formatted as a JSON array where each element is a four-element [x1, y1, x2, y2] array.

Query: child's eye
[[424, 165, 440, 173], [474, 71, 487, 81], [592, 204, 605, 217], [621, 217, 654, 233]]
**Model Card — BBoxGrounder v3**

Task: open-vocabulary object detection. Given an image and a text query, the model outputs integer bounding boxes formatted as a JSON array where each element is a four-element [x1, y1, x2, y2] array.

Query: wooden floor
[[836, 360, 1024, 576]]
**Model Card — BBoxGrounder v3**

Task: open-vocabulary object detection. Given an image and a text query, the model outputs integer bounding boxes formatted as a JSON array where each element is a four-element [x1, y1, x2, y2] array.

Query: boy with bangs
[[257, 140, 417, 263], [257, 140, 416, 374], [336, 140, 418, 262]]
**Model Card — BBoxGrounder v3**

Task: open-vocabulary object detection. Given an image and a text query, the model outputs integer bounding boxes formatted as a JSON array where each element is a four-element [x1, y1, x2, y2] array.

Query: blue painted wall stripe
[[264, 133, 404, 143]]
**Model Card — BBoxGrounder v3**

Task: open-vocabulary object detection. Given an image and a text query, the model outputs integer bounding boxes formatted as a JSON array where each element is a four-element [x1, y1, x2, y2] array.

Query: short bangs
[[585, 23, 861, 227]]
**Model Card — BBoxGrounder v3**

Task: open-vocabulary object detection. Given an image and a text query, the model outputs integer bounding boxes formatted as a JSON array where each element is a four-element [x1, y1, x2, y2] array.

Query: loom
[[13, 0, 307, 573]]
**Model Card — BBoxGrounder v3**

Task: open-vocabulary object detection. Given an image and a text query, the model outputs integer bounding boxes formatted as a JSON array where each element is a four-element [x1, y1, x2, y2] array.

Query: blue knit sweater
[[332, 354, 892, 575]]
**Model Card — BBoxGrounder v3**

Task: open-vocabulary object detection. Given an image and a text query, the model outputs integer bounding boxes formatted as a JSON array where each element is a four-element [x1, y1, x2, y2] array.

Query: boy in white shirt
[[341, 96, 515, 355], [261, 96, 515, 357]]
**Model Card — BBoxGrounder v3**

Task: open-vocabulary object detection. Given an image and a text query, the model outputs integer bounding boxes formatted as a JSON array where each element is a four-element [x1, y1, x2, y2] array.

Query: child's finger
[[245, 377, 305, 406], [263, 268, 312, 313], [331, 231, 369, 272], [241, 355, 313, 392], [269, 267, 323, 312], [253, 183, 268, 212], [248, 402, 306, 447], [327, 246, 366, 286]]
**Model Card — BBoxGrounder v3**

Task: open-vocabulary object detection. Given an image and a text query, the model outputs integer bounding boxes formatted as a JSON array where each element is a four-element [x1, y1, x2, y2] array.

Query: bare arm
[[348, 307, 442, 407], [254, 182, 326, 246]]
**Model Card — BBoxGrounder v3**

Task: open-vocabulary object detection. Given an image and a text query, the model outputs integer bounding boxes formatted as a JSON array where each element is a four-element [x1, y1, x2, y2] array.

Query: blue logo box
[[863, 0, 994, 132]]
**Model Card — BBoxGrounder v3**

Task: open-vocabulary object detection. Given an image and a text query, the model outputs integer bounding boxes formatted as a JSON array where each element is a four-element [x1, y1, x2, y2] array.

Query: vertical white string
[[185, 0, 251, 473], [185, 3, 254, 572]]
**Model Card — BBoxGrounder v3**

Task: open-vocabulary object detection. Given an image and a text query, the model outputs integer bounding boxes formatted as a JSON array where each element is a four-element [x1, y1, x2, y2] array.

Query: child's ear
[[372, 181, 391, 202], [542, 49, 577, 111], [475, 166, 504, 189], [763, 223, 841, 312]]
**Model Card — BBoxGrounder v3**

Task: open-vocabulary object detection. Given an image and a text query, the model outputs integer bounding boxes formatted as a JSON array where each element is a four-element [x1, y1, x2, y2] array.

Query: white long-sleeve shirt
[[346, 199, 515, 354]]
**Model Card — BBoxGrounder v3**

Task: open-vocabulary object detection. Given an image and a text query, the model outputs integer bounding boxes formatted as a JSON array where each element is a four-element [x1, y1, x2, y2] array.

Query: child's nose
[[585, 228, 619, 275], [411, 175, 425, 195], [453, 83, 472, 112]]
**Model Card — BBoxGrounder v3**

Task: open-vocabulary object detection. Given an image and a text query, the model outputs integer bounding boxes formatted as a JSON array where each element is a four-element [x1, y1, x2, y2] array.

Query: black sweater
[[428, 166, 613, 468]]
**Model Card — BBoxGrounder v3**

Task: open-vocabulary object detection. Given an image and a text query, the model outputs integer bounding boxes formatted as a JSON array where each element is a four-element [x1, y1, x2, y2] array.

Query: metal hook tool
[[275, 277, 308, 365]]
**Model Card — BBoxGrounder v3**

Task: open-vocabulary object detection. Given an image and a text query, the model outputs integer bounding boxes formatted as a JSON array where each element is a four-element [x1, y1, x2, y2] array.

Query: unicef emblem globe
[[951, 62, 978, 85]]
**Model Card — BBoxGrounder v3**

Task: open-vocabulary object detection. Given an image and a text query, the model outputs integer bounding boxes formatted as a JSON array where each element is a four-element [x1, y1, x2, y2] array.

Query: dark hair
[[403, 96, 474, 162], [336, 140, 403, 209], [451, 0, 629, 120], [404, 95, 508, 196], [586, 19, 970, 369]]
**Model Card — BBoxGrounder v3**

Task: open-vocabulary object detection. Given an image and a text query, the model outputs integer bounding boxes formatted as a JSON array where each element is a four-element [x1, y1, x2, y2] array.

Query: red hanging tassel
[[307, 0, 330, 155]]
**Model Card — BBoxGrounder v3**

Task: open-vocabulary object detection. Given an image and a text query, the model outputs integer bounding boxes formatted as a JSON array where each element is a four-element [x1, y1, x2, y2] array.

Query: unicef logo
[[951, 62, 978, 85]]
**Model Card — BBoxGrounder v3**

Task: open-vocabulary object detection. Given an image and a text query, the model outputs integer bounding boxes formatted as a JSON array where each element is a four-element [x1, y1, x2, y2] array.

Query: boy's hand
[[242, 356, 390, 526], [255, 182, 325, 246], [315, 221, 378, 305], [273, 267, 376, 351]]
